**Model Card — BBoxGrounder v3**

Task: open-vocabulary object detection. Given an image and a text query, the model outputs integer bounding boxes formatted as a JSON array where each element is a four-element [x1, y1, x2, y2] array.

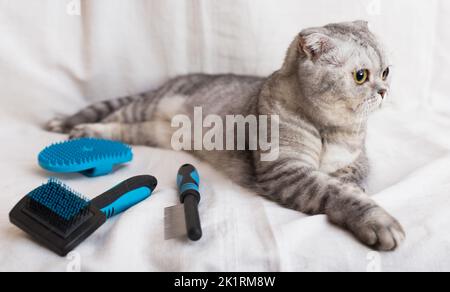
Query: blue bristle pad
[[38, 138, 132, 176], [27, 178, 90, 222]]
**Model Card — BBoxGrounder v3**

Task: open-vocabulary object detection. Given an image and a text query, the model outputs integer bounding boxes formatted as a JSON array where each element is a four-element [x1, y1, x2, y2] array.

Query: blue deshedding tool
[[9, 175, 158, 256], [38, 138, 133, 177]]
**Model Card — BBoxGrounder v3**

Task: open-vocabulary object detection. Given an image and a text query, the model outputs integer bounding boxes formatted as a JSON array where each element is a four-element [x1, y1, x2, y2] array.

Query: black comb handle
[[177, 164, 202, 241]]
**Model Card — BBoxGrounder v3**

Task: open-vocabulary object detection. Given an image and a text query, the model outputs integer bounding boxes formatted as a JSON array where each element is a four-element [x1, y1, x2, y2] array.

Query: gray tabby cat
[[47, 21, 405, 251]]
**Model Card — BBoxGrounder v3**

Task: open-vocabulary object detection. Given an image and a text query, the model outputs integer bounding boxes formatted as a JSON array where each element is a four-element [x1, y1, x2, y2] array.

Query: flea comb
[[165, 164, 202, 241], [10, 175, 157, 256], [38, 138, 133, 177]]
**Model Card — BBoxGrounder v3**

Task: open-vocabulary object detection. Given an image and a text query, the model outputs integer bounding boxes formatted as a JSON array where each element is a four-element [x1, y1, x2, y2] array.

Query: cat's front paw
[[69, 124, 103, 140], [348, 207, 405, 251], [45, 117, 70, 133]]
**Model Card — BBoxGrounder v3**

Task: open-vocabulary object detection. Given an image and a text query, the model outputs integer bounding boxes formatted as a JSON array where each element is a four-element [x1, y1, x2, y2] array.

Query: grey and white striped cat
[[47, 21, 405, 250]]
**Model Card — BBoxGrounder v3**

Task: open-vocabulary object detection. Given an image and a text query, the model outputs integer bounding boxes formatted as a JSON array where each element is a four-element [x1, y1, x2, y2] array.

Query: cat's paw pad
[[69, 124, 104, 140], [45, 117, 70, 133], [349, 207, 405, 251]]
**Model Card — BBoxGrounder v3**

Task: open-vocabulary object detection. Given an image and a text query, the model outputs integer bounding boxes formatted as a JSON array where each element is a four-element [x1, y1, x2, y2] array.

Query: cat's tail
[[45, 95, 140, 133]]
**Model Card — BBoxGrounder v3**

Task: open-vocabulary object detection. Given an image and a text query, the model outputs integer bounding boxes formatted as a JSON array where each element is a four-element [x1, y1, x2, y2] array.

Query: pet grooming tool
[[38, 138, 133, 177], [165, 164, 202, 241], [10, 175, 157, 256]]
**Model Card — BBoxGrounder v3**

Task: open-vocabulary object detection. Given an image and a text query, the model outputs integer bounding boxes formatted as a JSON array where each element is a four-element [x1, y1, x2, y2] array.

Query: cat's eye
[[353, 69, 369, 85], [382, 67, 390, 80]]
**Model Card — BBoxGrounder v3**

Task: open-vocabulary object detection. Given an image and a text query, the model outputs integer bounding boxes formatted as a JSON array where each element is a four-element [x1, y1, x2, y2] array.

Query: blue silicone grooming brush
[[38, 138, 133, 177], [9, 175, 157, 256]]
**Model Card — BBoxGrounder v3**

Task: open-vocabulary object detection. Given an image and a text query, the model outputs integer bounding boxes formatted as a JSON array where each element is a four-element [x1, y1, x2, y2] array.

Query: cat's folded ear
[[298, 32, 336, 60], [353, 20, 369, 30]]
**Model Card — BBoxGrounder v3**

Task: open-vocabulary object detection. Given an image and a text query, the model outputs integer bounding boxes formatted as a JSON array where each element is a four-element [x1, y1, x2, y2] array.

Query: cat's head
[[286, 21, 391, 128]]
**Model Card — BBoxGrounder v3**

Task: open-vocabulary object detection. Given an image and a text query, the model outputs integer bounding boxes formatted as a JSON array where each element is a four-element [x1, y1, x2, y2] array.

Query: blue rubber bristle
[[38, 138, 133, 177], [27, 178, 91, 233]]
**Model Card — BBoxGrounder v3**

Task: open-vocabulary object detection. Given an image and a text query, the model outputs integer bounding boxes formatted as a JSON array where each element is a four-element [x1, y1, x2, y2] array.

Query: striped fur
[[47, 21, 404, 250], [46, 95, 138, 133]]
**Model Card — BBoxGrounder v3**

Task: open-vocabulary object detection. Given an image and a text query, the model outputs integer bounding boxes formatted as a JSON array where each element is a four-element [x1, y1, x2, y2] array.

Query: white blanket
[[1, 0, 450, 272]]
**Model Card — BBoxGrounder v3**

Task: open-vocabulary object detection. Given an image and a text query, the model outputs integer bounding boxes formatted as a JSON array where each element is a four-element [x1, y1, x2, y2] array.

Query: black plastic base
[[10, 197, 106, 257]]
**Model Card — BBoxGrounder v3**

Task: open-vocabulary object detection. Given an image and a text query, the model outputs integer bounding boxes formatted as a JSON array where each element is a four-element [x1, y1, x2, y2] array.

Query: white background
[[1, 0, 450, 113]]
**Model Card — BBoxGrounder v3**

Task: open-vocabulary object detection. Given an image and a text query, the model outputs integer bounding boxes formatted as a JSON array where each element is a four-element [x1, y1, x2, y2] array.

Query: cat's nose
[[378, 89, 387, 99]]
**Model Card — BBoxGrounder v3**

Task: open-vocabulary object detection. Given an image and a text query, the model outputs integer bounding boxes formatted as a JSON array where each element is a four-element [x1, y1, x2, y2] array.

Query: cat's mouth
[[355, 96, 383, 114]]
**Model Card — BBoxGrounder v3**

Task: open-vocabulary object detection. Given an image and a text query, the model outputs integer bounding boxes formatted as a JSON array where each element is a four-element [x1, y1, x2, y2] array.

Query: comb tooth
[[164, 205, 187, 240]]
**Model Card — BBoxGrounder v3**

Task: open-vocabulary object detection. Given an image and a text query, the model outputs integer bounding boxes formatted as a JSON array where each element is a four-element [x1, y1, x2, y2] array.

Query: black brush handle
[[177, 164, 202, 241]]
